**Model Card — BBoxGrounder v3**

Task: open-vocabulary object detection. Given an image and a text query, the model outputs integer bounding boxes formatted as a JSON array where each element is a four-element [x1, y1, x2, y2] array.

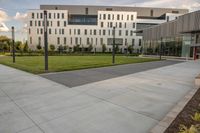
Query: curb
[[150, 77, 200, 133]]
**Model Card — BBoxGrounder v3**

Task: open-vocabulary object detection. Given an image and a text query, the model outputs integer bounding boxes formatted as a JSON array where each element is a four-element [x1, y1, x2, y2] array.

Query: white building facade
[[27, 5, 188, 53]]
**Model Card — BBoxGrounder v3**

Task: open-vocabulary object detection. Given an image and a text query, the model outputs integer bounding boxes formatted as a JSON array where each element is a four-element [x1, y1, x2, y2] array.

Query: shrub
[[191, 112, 200, 122], [179, 124, 200, 133]]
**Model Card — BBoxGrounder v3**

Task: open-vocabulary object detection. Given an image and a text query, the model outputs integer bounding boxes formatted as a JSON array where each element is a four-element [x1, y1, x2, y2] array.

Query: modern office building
[[27, 5, 188, 52], [137, 10, 200, 59]]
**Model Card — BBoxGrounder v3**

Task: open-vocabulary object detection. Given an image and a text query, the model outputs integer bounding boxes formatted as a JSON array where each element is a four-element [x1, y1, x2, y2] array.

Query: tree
[[73, 44, 80, 52], [88, 44, 93, 52], [101, 44, 106, 53], [15, 41, 22, 51], [23, 41, 29, 53], [57, 45, 64, 53], [127, 45, 134, 54], [0, 36, 11, 52], [63, 45, 68, 52], [49, 44, 55, 51], [36, 44, 42, 51]]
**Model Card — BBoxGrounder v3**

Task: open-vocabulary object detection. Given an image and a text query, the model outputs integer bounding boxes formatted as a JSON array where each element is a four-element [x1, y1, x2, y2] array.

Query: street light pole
[[44, 10, 48, 71], [112, 26, 116, 64], [11, 26, 15, 63], [160, 37, 163, 60]]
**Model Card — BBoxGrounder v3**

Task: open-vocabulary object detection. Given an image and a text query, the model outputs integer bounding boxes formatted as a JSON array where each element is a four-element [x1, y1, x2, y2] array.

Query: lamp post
[[11, 26, 15, 63], [44, 10, 48, 71], [112, 26, 116, 64], [160, 37, 163, 60]]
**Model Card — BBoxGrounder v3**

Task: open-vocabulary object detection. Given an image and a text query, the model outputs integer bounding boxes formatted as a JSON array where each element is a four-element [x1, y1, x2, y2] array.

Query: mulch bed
[[165, 88, 200, 133]]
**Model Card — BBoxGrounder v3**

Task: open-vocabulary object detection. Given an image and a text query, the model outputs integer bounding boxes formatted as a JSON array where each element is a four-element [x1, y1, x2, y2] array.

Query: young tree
[[23, 41, 29, 53], [101, 44, 106, 53], [63, 45, 68, 52], [88, 44, 93, 52], [36, 44, 42, 51], [58, 45, 64, 53], [49, 44, 55, 51], [127, 45, 134, 54]]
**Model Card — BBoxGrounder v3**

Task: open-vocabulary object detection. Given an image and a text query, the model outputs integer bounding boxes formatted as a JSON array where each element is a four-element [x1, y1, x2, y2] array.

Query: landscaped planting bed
[[165, 88, 200, 133]]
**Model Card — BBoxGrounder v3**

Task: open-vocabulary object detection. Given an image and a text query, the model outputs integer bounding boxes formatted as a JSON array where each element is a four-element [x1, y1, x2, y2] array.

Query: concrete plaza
[[0, 60, 200, 133]]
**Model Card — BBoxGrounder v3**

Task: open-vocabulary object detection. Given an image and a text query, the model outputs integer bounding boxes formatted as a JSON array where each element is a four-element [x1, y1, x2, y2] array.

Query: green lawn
[[0, 55, 159, 74]]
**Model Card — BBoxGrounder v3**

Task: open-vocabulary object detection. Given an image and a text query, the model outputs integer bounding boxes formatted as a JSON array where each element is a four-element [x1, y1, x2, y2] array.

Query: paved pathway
[[0, 60, 199, 133], [40, 60, 181, 87]]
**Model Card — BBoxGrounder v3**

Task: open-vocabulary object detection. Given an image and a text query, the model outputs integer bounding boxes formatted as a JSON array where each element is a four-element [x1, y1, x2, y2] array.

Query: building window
[[133, 23, 135, 28], [54, 13, 56, 19], [84, 29, 87, 35], [37, 29, 39, 34], [99, 14, 101, 20], [57, 37, 60, 44], [40, 28, 43, 34], [32, 13, 34, 19], [30, 21, 32, 26], [121, 15, 123, 20], [40, 13, 43, 19], [49, 28, 51, 34], [62, 13, 64, 19], [124, 23, 127, 28], [57, 13, 60, 19], [87, 38, 90, 44], [108, 14, 111, 20], [112, 14, 114, 20], [132, 39, 135, 46], [119, 30, 122, 36], [125, 39, 127, 45], [70, 37, 72, 44], [130, 30, 134, 36], [119, 22, 122, 28], [35, 21, 37, 26], [64, 21, 67, 27], [57, 21, 60, 27], [150, 10, 153, 17], [62, 29, 64, 34], [127, 15, 129, 20], [103, 30, 106, 35], [167, 16, 169, 22], [106, 8, 112, 11], [126, 30, 128, 36], [172, 10, 179, 13], [49, 13, 51, 19], [38, 21, 41, 26], [74, 29, 76, 35], [94, 29, 96, 35], [69, 29, 71, 35], [139, 39, 142, 46], [110, 22, 113, 28], [90, 29, 92, 35], [37, 13, 39, 19], [103, 14, 106, 20], [131, 15, 134, 20], [117, 14, 120, 20], [78, 29, 80, 35], [85, 8, 88, 15], [115, 22, 118, 28], [99, 30, 101, 35], [29, 28, 31, 34], [64, 37, 66, 44], [75, 37, 78, 44], [101, 22, 104, 27]]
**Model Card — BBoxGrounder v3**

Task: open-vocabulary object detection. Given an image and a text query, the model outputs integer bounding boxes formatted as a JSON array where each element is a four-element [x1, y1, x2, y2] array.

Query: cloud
[[14, 12, 27, 22], [0, 22, 9, 32], [132, 0, 200, 11], [0, 9, 9, 32], [0, 9, 9, 22]]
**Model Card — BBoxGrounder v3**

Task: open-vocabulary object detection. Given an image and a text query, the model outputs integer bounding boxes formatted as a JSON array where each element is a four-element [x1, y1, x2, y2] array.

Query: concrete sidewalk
[[0, 60, 200, 133]]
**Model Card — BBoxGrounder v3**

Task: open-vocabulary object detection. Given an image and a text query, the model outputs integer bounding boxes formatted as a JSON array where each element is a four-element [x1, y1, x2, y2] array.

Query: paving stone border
[[150, 75, 200, 133]]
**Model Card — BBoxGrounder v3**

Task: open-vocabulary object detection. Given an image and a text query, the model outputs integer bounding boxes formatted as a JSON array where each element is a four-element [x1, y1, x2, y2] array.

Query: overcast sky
[[0, 0, 200, 41]]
